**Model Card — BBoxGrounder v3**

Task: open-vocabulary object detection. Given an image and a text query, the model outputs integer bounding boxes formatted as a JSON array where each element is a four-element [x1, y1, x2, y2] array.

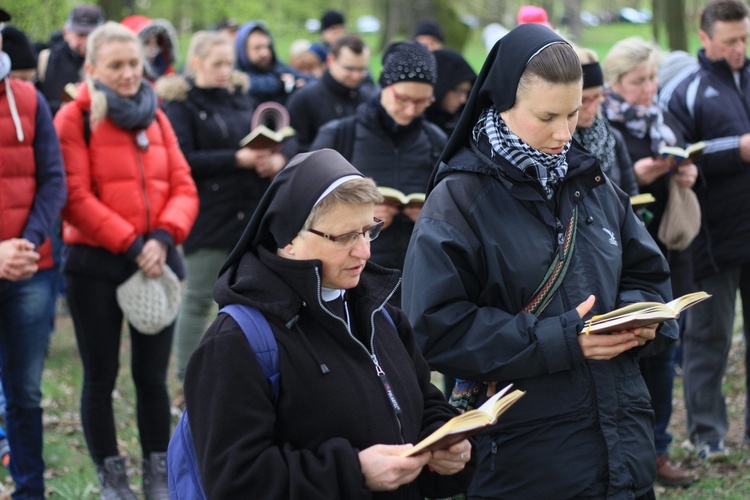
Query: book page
[[666, 291, 711, 314]]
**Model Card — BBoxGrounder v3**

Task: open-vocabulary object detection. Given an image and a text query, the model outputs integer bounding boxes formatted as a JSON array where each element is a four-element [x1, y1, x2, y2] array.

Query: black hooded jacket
[[160, 73, 270, 254], [184, 149, 475, 499], [402, 25, 675, 499]]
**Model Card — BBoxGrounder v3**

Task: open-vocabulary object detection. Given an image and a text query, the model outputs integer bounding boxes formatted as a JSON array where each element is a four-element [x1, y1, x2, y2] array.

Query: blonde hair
[[572, 44, 599, 64], [602, 36, 662, 87], [185, 31, 234, 78], [301, 178, 383, 231], [85, 22, 144, 128]]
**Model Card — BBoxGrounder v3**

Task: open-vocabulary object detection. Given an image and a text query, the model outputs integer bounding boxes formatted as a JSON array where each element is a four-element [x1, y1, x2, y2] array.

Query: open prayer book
[[400, 384, 525, 457], [378, 187, 426, 208], [629, 193, 656, 207], [659, 142, 706, 163], [582, 291, 711, 335], [238, 124, 295, 150]]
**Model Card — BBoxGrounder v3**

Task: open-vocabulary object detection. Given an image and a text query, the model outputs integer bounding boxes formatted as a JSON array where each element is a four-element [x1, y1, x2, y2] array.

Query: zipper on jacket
[[313, 268, 405, 441], [490, 440, 498, 471], [214, 113, 229, 139], [135, 142, 152, 234]]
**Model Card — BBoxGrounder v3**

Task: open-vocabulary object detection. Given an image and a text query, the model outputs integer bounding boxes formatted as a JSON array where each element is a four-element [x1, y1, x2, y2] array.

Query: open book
[[238, 125, 295, 150], [378, 187, 426, 208], [582, 291, 711, 335], [400, 384, 525, 457], [629, 193, 656, 207], [659, 142, 706, 163]]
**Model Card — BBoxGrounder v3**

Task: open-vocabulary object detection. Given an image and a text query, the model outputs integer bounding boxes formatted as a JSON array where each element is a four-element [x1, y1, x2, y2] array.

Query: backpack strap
[[333, 115, 357, 162], [82, 110, 91, 147], [219, 304, 280, 403], [422, 122, 445, 163]]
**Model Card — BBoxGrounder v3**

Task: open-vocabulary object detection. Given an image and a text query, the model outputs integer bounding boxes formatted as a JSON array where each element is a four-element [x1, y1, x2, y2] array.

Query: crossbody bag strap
[[451, 205, 580, 409]]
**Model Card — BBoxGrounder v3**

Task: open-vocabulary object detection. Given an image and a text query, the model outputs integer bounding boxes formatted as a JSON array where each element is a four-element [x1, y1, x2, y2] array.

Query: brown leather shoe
[[656, 454, 695, 487]]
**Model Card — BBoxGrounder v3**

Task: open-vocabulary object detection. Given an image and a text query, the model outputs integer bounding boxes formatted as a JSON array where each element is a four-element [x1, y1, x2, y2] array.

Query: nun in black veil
[[402, 24, 675, 499], [184, 149, 475, 498]]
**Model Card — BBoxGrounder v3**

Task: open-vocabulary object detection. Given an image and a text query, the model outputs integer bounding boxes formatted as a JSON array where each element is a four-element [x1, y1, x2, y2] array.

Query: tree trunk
[[664, 0, 688, 51], [564, 0, 582, 41]]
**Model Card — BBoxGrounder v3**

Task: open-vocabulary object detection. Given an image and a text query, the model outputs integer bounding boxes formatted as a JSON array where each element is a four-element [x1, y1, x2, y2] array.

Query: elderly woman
[[402, 24, 675, 499], [603, 36, 698, 487], [183, 148, 475, 498], [55, 22, 198, 499]]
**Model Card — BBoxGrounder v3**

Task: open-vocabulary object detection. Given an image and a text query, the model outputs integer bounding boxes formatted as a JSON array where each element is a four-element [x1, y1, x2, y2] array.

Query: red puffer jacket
[[55, 83, 198, 254]]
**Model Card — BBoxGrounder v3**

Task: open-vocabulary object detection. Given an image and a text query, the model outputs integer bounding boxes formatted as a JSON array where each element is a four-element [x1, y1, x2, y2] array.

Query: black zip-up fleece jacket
[[160, 75, 270, 254], [403, 142, 676, 499], [183, 247, 475, 499]]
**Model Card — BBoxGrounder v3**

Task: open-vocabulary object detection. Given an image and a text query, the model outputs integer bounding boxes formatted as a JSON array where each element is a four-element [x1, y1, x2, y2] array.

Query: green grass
[[0, 315, 183, 498], [17, 300, 750, 498]]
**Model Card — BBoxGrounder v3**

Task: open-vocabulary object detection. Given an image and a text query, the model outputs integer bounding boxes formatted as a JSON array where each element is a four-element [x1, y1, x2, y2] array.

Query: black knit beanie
[[379, 41, 437, 88], [414, 20, 445, 42], [1, 25, 37, 70], [321, 10, 345, 31]]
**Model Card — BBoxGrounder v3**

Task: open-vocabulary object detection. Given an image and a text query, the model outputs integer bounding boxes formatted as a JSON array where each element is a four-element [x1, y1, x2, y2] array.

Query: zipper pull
[[556, 218, 564, 259], [372, 355, 402, 415]]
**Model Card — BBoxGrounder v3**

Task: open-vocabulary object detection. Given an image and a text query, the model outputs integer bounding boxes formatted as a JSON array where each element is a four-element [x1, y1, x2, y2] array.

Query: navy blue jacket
[[660, 49, 750, 279], [402, 142, 675, 498]]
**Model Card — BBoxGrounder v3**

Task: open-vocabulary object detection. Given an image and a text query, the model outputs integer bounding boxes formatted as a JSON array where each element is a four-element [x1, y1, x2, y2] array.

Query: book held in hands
[[582, 291, 711, 335], [238, 125, 295, 150], [400, 384, 525, 457], [659, 142, 706, 163], [378, 187, 426, 208]]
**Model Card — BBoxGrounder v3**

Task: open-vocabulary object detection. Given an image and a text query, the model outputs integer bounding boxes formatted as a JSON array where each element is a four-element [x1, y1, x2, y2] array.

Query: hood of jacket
[[122, 15, 178, 79], [214, 245, 400, 327], [234, 21, 278, 73], [155, 71, 250, 102]]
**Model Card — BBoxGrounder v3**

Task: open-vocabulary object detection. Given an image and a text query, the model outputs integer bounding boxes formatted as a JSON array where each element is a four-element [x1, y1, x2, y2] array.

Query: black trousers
[[66, 271, 173, 463]]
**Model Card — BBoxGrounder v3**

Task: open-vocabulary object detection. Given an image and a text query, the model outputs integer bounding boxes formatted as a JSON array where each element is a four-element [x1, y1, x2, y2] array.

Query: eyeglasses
[[389, 86, 435, 108], [581, 90, 609, 106], [335, 61, 369, 73], [307, 218, 384, 248]]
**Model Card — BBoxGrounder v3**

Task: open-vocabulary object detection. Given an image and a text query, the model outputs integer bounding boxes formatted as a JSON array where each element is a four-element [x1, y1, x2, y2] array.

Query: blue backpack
[[167, 304, 280, 500]]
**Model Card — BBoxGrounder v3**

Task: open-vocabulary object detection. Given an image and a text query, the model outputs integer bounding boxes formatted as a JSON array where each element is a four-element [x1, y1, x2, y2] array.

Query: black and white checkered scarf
[[474, 106, 569, 199], [573, 114, 616, 174], [603, 91, 676, 153]]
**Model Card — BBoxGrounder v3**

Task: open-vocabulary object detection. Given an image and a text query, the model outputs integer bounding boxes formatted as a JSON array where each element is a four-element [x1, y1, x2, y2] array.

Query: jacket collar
[[322, 70, 362, 99], [698, 48, 750, 81], [215, 246, 400, 327]]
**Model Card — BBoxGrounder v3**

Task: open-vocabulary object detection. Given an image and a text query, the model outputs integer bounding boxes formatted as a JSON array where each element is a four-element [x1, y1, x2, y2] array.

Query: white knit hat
[[116, 266, 182, 334]]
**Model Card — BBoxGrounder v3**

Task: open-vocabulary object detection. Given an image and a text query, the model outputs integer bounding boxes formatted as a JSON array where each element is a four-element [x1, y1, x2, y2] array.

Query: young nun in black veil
[[403, 24, 676, 499]]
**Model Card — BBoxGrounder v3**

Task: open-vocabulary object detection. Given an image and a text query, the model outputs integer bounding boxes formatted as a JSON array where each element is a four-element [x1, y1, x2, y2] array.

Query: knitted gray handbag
[[116, 265, 182, 334]]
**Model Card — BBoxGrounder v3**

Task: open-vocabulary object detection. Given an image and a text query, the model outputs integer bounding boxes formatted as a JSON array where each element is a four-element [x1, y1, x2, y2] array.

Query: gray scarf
[[95, 79, 157, 130]]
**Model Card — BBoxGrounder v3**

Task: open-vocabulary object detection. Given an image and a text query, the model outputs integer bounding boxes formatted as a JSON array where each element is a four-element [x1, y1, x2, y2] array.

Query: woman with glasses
[[183, 149, 475, 498], [403, 24, 675, 498], [603, 36, 698, 488], [572, 45, 638, 196], [311, 41, 446, 307]]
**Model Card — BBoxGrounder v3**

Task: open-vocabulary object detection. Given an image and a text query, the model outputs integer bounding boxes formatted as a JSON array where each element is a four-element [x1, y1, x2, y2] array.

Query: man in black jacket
[[659, 0, 750, 462], [286, 34, 373, 155], [37, 4, 104, 116]]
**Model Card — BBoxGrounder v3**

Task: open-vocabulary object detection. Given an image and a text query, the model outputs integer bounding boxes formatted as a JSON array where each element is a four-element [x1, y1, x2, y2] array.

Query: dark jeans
[[0, 269, 55, 499], [66, 272, 173, 464], [640, 340, 677, 455]]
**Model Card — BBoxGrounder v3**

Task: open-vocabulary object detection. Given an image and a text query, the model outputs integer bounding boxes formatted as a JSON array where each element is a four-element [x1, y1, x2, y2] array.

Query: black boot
[[96, 455, 137, 500], [143, 452, 169, 500]]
